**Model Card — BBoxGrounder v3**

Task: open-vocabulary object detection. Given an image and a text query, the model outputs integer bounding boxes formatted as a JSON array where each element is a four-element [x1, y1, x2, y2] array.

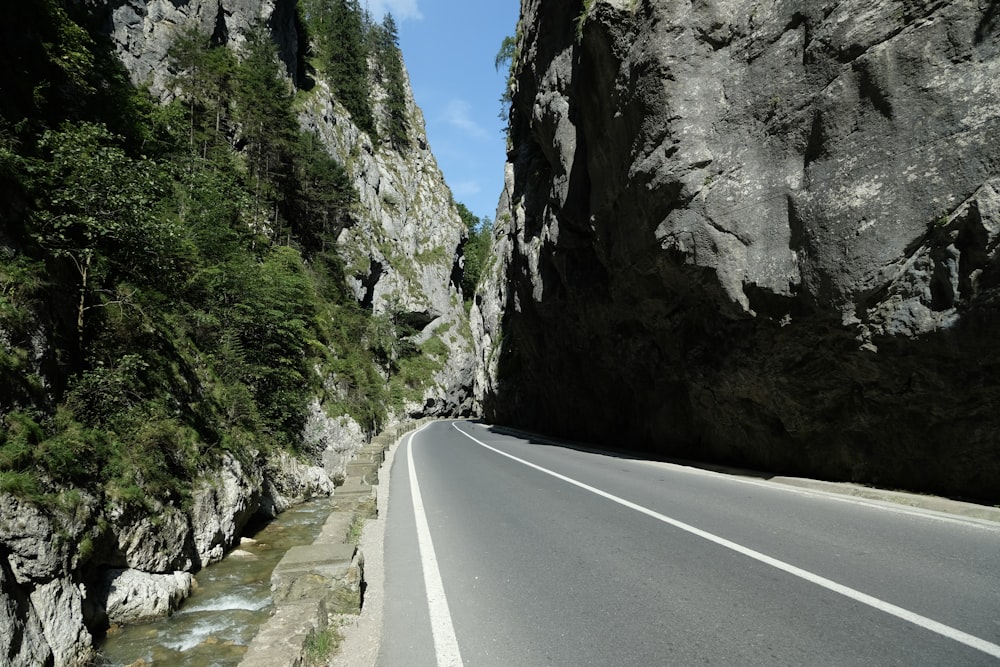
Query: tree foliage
[[376, 13, 411, 151], [29, 122, 172, 353], [496, 33, 518, 127], [456, 202, 492, 304], [0, 4, 425, 508], [233, 23, 301, 234], [304, 0, 377, 138], [289, 131, 356, 253], [169, 25, 238, 160]]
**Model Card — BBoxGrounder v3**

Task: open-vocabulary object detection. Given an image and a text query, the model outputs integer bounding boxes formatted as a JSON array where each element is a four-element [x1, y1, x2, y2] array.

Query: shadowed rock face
[[474, 0, 1000, 501]]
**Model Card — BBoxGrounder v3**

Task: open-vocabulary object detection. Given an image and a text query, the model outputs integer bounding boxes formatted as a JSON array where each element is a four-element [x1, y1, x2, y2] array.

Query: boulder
[[98, 569, 194, 625]]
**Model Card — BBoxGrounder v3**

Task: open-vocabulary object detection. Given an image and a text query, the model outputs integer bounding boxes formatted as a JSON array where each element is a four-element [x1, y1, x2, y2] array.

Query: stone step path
[[238, 421, 426, 666]]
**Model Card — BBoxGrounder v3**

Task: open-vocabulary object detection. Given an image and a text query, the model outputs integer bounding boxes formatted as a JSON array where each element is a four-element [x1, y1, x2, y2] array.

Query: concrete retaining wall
[[238, 421, 426, 666]]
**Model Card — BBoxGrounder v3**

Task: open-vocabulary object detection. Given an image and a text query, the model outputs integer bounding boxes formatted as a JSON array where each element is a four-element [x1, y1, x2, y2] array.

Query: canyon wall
[[1, 0, 473, 663], [106, 0, 474, 417], [474, 0, 1000, 501]]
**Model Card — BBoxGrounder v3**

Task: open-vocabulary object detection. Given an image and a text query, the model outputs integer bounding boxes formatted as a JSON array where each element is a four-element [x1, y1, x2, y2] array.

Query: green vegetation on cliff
[[456, 203, 492, 308], [304, 0, 374, 138], [374, 13, 411, 152], [0, 0, 433, 506]]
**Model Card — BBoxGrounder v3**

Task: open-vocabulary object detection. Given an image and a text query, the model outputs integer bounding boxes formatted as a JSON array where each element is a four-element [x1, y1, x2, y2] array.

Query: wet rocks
[[191, 453, 265, 568], [98, 569, 195, 625]]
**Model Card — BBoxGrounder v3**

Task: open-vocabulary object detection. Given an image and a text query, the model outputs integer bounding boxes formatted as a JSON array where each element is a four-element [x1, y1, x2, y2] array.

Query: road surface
[[378, 420, 1000, 666]]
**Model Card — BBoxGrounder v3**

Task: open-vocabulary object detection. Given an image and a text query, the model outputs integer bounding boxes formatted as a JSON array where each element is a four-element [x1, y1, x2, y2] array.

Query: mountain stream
[[97, 497, 335, 666]]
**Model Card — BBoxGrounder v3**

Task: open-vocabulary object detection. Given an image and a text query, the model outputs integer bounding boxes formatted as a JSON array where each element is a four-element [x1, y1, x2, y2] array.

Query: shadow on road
[[478, 421, 776, 481]]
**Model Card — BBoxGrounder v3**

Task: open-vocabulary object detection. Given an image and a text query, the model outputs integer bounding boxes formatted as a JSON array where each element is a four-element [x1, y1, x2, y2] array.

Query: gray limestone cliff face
[[105, 0, 474, 417], [105, 0, 302, 95], [299, 72, 475, 418], [474, 0, 1000, 500], [0, 1, 473, 663]]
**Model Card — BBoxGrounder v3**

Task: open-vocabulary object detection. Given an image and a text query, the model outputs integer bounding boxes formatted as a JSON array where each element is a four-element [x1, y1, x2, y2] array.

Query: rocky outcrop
[[191, 452, 265, 567], [303, 398, 367, 485], [0, 493, 99, 665], [300, 71, 475, 418], [106, 0, 302, 96], [475, 0, 1000, 501], [109, 501, 193, 573], [98, 569, 195, 625], [0, 443, 335, 663], [30, 578, 97, 665], [0, 556, 52, 667], [261, 448, 338, 517]]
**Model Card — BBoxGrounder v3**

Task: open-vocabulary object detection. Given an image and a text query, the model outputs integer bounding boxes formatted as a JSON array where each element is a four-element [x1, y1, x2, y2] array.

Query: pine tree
[[233, 22, 299, 238], [324, 0, 376, 138], [168, 25, 237, 160], [289, 130, 356, 254], [456, 203, 491, 302], [379, 13, 410, 152]]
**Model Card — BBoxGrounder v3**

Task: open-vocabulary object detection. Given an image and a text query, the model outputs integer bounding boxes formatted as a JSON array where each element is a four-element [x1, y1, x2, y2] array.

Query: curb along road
[[329, 420, 426, 667], [334, 420, 999, 666]]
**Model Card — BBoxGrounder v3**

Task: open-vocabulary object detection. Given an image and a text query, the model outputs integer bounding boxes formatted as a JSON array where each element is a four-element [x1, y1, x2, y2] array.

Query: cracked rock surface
[[474, 0, 1000, 501]]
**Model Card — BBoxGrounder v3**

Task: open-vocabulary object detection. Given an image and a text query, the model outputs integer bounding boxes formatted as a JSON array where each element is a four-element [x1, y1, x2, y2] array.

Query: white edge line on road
[[407, 425, 465, 667], [637, 458, 999, 531], [487, 425, 998, 530], [453, 423, 1000, 660]]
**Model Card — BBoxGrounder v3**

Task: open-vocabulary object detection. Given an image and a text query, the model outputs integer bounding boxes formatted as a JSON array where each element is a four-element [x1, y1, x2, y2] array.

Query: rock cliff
[[106, 0, 473, 419], [299, 69, 475, 419], [474, 0, 1000, 501], [1, 0, 473, 663]]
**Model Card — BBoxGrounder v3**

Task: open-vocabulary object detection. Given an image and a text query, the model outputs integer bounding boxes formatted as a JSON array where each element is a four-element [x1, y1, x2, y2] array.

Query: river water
[[97, 497, 335, 666]]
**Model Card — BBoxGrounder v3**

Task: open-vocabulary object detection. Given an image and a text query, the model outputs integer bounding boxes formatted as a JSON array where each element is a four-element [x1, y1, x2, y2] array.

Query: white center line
[[453, 422, 1000, 660], [407, 426, 464, 667]]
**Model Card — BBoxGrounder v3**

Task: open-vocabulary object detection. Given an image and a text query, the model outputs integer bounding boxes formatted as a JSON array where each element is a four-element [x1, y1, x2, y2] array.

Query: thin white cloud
[[444, 99, 490, 140], [364, 0, 423, 21]]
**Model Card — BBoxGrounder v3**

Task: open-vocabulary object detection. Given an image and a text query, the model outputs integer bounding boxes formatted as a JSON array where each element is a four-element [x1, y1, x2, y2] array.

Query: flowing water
[[97, 497, 335, 666]]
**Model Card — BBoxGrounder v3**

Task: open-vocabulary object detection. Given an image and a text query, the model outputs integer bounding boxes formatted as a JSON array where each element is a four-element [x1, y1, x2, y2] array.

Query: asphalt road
[[378, 421, 1000, 666]]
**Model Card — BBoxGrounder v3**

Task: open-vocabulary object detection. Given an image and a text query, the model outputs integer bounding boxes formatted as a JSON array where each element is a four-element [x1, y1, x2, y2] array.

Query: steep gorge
[[474, 0, 1000, 502]]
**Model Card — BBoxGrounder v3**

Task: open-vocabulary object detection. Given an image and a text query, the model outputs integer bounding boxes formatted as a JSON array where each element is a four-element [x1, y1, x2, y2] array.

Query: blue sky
[[364, 0, 520, 223]]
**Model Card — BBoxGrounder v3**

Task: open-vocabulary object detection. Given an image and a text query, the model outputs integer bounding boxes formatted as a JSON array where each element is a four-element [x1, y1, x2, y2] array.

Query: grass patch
[[0, 470, 43, 502], [304, 626, 342, 666], [576, 0, 597, 41], [347, 513, 365, 544]]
